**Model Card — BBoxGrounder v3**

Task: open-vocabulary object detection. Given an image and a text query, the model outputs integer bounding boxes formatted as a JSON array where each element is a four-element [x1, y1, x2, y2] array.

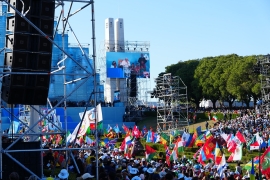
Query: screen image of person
[[114, 91, 120, 101], [138, 53, 147, 77], [120, 58, 131, 77], [111, 61, 117, 68]]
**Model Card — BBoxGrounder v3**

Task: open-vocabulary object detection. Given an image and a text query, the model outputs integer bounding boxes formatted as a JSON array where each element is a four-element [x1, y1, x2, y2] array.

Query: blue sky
[[57, 0, 270, 89]]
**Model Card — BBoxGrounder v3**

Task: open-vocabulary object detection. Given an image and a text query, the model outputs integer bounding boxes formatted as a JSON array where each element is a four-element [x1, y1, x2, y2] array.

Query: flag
[[146, 131, 153, 143], [244, 157, 259, 170], [159, 136, 167, 145], [250, 141, 260, 150], [170, 149, 178, 161], [120, 136, 132, 151], [78, 104, 103, 123], [107, 124, 112, 133], [164, 145, 171, 166], [212, 115, 218, 121], [235, 131, 246, 143], [175, 140, 184, 154], [85, 136, 93, 145], [114, 125, 120, 133], [106, 138, 117, 148], [132, 125, 141, 138], [185, 133, 194, 147], [145, 144, 156, 161], [217, 154, 227, 178], [182, 132, 190, 143], [122, 124, 129, 134], [228, 144, 243, 162], [260, 147, 270, 175], [215, 142, 222, 165], [205, 130, 213, 141], [161, 133, 170, 142], [250, 157, 255, 180], [202, 138, 216, 160], [195, 134, 205, 146], [196, 126, 202, 136]]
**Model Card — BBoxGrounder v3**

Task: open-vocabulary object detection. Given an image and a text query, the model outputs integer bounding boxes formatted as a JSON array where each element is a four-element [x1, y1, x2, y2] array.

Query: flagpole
[[259, 142, 262, 180]]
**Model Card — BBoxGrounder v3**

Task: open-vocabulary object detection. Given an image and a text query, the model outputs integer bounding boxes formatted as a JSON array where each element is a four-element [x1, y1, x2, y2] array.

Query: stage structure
[[257, 54, 270, 114], [99, 17, 151, 110], [0, 1, 101, 179], [155, 73, 189, 133]]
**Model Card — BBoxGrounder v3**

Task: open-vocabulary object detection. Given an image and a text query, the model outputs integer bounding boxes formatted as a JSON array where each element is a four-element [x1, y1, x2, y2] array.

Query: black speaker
[[130, 74, 137, 97], [2, 141, 42, 179], [2, 0, 55, 105]]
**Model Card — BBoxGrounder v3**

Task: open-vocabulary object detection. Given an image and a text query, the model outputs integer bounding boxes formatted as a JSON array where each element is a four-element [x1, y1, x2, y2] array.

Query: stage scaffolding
[[0, 1, 99, 179], [155, 73, 189, 134], [257, 55, 270, 115]]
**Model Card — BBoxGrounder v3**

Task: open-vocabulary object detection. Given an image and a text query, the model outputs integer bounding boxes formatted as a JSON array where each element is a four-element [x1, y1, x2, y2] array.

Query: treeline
[[156, 54, 263, 109]]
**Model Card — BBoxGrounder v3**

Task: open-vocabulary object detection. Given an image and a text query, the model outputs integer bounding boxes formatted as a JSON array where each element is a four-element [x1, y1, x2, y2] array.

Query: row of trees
[[154, 54, 263, 109]]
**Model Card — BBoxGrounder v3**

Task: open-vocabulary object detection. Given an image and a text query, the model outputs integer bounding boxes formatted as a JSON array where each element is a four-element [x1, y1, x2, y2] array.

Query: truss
[[155, 73, 189, 134], [0, 0, 101, 179], [258, 55, 270, 114]]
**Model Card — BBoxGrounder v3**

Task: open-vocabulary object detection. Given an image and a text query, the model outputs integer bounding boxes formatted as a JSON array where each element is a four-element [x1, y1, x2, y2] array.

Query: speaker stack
[[130, 74, 137, 97], [1, 0, 55, 105]]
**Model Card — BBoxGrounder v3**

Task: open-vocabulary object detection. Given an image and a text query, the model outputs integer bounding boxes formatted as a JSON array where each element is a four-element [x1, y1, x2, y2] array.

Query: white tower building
[[105, 18, 115, 52], [114, 18, 125, 52]]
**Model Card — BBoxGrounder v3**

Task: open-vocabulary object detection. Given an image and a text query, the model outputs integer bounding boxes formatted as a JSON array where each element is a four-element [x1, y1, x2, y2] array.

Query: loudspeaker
[[2, 0, 55, 105], [130, 74, 137, 97], [2, 141, 42, 179]]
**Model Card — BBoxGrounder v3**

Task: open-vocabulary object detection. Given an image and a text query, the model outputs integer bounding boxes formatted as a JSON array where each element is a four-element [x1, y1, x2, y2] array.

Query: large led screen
[[106, 52, 150, 78]]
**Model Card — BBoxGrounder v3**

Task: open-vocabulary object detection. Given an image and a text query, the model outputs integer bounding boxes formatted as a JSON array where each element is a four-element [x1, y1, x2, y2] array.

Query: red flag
[[164, 145, 171, 166], [202, 138, 216, 160], [132, 125, 141, 138], [122, 124, 129, 134], [227, 139, 237, 152], [235, 131, 246, 143]]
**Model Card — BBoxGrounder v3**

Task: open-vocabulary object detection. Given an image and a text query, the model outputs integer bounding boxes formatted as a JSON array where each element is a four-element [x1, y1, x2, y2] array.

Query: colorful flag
[[227, 144, 242, 162], [85, 136, 93, 145], [145, 145, 156, 161], [185, 133, 194, 147], [205, 131, 213, 141], [106, 138, 117, 148], [217, 154, 227, 178], [195, 134, 205, 146], [122, 124, 129, 134], [212, 115, 218, 121], [260, 147, 270, 175], [164, 145, 171, 166], [235, 131, 246, 143], [244, 157, 259, 170], [132, 125, 141, 138], [159, 136, 167, 145], [215, 142, 222, 165]]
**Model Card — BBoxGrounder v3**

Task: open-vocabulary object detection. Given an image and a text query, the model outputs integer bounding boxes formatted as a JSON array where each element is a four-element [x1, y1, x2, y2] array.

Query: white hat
[[147, 168, 154, 174], [141, 158, 145, 161], [81, 173, 94, 179], [131, 176, 141, 180], [131, 158, 134, 160], [130, 168, 139, 175], [58, 169, 69, 179]]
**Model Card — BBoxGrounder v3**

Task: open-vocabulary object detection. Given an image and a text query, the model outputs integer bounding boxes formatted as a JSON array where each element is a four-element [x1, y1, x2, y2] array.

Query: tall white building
[[114, 18, 125, 52], [105, 18, 115, 52]]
